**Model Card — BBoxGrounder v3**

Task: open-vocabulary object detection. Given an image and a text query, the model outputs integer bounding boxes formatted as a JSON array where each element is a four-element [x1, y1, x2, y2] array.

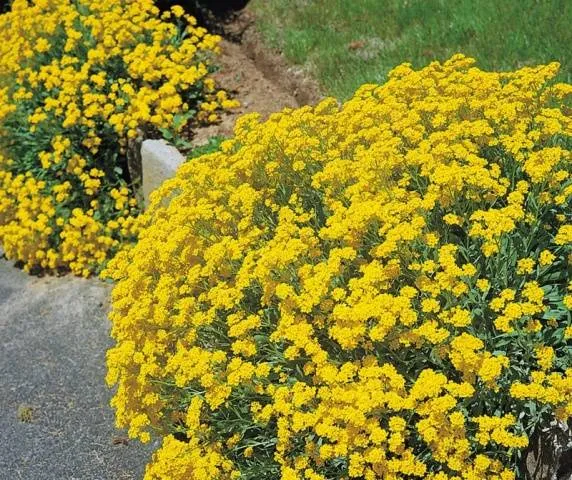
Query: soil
[[191, 9, 323, 146]]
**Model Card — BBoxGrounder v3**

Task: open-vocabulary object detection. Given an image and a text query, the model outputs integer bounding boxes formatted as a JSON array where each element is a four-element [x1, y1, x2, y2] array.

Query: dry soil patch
[[191, 10, 322, 146]]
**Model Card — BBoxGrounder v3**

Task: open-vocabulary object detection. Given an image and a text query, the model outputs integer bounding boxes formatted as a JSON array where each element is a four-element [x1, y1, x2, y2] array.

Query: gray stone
[[140, 139, 185, 208], [0, 256, 155, 479]]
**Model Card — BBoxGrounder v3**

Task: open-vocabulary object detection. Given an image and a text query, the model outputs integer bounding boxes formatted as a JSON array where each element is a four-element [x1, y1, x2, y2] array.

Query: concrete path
[[0, 255, 155, 479]]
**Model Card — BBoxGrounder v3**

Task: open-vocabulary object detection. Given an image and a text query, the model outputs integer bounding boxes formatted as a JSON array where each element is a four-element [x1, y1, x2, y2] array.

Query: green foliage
[[188, 135, 226, 159]]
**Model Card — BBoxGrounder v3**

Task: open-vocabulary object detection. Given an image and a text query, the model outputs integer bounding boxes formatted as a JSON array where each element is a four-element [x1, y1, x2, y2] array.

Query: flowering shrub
[[105, 55, 572, 479], [0, 0, 238, 276]]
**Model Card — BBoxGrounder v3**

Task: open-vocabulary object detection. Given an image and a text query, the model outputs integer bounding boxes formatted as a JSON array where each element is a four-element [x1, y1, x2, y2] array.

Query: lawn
[[251, 0, 572, 99]]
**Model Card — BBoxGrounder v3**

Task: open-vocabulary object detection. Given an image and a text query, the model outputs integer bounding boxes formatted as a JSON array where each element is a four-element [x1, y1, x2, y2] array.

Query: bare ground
[[191, 10, 322, 146]]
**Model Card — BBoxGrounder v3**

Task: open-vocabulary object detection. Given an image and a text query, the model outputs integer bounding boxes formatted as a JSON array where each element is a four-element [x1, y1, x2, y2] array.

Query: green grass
[[251, 0, 572, 99]]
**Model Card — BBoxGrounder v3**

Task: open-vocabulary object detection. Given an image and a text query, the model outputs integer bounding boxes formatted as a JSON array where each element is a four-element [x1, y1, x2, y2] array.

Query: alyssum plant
[[0, 0, 237, 276], [105, 55, 572, 479]]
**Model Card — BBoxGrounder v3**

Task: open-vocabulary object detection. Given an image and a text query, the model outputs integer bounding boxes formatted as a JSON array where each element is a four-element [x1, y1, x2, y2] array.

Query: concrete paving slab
[[0, 256, 156, 480]]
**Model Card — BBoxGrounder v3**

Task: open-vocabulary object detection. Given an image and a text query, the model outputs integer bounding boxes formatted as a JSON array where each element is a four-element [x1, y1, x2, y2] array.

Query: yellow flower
[[535, 346, 555, 370], [171, 5, 185, 17], [476, 279, 490, 291], [539, 249, 556, 266], [517, 257, 535, 275], [243, 446, 254, 458]]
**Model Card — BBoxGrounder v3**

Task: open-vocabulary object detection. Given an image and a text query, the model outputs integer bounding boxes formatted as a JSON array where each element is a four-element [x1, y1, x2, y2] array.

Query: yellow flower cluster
[[0, 0, 237, 275], [0, 165, 136, 276], [105, 55, 572, 479]]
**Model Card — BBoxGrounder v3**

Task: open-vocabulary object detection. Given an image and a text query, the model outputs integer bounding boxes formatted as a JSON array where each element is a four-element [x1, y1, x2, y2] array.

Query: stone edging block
[[140, 139, 185, 208]]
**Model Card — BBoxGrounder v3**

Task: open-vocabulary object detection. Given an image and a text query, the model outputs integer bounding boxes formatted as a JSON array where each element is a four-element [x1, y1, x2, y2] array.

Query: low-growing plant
[[105, 55, 572, 479], [187, 135, 226, 158], [0, 0, 238, 276]]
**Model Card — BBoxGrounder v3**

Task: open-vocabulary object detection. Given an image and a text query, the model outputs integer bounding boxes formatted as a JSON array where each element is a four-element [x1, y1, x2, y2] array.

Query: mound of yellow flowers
[[105, 55, 572, 479], [0, 0, 237, 276]]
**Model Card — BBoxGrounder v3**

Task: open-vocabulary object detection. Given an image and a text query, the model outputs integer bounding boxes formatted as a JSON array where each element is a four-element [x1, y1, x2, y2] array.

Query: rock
[[140, 139, 185, 208], [523, 419, 572, 480]]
